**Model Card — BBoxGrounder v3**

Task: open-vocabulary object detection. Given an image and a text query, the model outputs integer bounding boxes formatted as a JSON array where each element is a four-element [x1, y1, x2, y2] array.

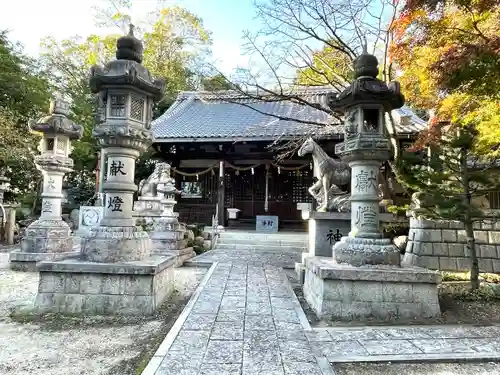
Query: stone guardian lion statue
[[138, 162, 171, 198]]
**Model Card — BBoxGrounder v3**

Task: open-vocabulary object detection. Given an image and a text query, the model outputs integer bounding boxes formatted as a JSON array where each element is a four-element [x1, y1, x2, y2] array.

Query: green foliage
[[0, 31, 50, 200], [387, 204, 410, 216], [296, 42, 353, 87], [381, 221, 409, 239], [397, 125, 500, 222], [442, 271, 500, 284], [450, 284, 500, 302], [201, 74, 238, 91], [0, 31, 51, 121]]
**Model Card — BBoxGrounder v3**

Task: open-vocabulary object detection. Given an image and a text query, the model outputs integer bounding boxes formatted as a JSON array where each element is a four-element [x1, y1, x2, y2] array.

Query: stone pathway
[[310, 325, 500, 363], [186, 249, 301, 269], [143, 262, 500, 375], [142, 262, 333, 375]]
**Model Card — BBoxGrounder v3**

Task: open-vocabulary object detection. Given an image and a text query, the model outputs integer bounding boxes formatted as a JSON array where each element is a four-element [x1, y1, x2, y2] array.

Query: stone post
[[81, 25, 165, 263], [10, 100, 83, 271]]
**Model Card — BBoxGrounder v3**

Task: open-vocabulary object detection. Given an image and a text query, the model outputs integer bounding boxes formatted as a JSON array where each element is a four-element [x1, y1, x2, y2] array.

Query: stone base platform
[[154, 247, 195, 266], [303, 257, 441, 320], [34, 255, 176, 315], [9, 250, 80, 272]]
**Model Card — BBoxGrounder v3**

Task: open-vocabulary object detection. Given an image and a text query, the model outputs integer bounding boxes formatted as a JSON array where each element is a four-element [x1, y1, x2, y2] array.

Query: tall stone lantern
[[302, 45, 441, 321], [31, 26, 175, 316], [10, 100, 83, 271], [329, 47, 405, 267], [82, 24, 165, 262]]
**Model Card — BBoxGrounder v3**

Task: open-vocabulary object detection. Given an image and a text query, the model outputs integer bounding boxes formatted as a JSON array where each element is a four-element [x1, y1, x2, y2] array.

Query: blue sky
[[0, 0, 261, 74]]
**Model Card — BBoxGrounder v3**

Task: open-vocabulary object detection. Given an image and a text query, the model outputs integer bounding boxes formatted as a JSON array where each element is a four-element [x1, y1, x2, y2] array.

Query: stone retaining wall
[[403, 217, 500, 273]]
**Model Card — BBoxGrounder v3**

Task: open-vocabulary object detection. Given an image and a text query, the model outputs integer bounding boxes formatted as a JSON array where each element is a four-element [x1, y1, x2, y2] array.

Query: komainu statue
[[298, 137, 351, 212], [138, 162, 172, 197]]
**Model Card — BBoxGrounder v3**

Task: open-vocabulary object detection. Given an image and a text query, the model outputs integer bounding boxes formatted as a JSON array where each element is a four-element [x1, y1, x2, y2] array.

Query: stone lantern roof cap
[[88, 24, 165, 100], [116, 24, 144, 63], [327, 39, 405, 113], [29, 99, 84, 140], [353, 42, 379, 79]]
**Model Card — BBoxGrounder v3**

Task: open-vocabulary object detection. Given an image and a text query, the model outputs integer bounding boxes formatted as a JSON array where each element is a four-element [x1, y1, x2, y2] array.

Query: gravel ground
[[0, 252, 206, 375], [334, 362, 500, 375]]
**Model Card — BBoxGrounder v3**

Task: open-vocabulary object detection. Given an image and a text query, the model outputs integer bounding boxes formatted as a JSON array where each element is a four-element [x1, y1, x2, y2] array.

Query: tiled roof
[[152, 88, 427, 141]]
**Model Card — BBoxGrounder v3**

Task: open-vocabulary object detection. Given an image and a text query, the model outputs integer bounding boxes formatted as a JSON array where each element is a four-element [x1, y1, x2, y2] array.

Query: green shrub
[[442, 271, 500, 284]]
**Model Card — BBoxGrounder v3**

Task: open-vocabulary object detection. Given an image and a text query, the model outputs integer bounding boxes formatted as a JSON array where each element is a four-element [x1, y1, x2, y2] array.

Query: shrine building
[[150, 87, 428, 230]]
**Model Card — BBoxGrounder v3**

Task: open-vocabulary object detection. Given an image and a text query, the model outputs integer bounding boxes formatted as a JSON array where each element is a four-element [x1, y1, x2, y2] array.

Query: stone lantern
[[10, 99, 83, 271], [32, 26, 177, 316], [150, 164, 192, 261], [301, 44, 441, 321], [82, 24, 165, 263]]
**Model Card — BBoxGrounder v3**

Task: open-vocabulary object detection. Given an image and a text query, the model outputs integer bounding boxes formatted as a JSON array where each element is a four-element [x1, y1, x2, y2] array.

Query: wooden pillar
[[264, 164, 269, 213], [217, 160, 225, 226], [5, 207, 15, 245]]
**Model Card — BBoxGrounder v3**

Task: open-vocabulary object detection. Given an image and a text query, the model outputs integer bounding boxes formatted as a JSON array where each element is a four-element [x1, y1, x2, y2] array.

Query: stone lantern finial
[[353, 37, 379, 79], [116, 23, 144, 63]]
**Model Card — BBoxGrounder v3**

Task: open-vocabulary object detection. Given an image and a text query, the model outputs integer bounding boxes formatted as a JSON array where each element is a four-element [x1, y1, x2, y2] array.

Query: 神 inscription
[[355, 170, 377, 192], [109, 160, 126, 176], [107, 196, 124, 212], [42, 201, 52, 213], [326, 229, 343, 245], [355, 206, 377, 228]]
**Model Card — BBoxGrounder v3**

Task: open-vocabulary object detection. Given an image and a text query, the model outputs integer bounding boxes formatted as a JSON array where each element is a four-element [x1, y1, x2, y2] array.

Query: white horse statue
[[298, 137, 351, 212]]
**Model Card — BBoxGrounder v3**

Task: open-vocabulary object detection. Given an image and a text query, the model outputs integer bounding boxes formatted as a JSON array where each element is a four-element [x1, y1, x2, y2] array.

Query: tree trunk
[[465, 220, 480, 290], [459, 145, 479, 290]]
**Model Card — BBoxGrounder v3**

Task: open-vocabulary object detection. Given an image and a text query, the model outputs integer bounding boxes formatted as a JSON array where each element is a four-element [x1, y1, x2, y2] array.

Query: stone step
[[219, 232, 307, 241], [217, 238, 308, 247], [215, 243, 307, 252]]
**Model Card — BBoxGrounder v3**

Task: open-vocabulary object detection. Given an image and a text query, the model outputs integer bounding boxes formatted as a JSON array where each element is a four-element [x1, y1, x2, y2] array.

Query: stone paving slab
[[185, 249, 302, 269], [142, 261, 500, 375], [142, 262, 335, 375], [309, 325, 500, 363]]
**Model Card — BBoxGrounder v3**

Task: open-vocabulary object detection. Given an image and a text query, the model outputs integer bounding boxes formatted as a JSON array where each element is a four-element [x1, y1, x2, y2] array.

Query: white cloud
[[211, 40, 250, 76]]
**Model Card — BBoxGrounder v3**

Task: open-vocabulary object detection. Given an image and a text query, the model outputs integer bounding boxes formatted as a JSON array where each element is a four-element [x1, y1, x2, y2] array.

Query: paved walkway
[[309, 325, 500, 363], [186, 249, 302, 269], [143, 263, 333, 375], [142, 262, 500, 375]]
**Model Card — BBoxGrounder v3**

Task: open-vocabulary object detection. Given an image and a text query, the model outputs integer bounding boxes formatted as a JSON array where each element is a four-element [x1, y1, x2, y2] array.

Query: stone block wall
[[35, 258, 175, 315], [403, 217, 500, 273], [303, 257, 441, 320]]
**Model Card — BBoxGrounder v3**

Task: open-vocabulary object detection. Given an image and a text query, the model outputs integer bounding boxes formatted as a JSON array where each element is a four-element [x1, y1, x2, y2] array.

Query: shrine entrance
[[224, 165, 313, 223], [171, 161, 314, 230]]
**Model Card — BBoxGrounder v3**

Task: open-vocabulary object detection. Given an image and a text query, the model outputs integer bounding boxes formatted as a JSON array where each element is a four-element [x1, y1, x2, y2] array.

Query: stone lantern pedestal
[[33, 26, 176, 315], [149, 165, 194, 265], [10, 100, 83, 271], [302, 47, 441, 321]]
